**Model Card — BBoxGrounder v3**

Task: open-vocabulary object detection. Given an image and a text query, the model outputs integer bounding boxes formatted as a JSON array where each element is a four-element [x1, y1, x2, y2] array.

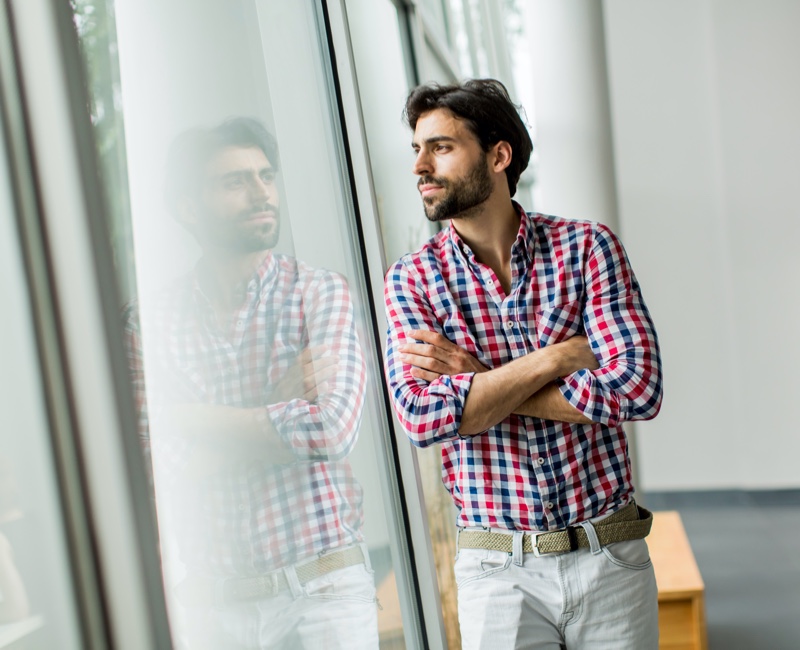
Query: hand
[[270, 345, 339, 403], [399, 329, 489, 382], [549, 335, 600, 376]]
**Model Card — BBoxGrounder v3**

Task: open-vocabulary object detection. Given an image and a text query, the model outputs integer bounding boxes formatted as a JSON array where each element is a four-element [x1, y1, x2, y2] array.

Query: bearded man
[[124, 118, 378, 649], [383, 80, 664, 649]]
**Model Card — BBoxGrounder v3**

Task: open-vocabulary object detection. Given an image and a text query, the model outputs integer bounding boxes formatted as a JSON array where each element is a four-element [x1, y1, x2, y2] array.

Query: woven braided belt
[[458, 503, 653, 556], [222, 546, 365, 603]]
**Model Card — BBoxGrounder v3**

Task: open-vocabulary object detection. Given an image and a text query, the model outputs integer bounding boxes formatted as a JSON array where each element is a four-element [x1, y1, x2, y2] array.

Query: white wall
[[603, 0, 800, 490]]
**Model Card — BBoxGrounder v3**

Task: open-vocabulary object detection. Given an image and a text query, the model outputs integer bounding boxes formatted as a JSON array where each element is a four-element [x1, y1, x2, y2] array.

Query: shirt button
[[536, 457, 545, 466], [545, 502, 554, 510], [238, 504, 246, 511], [505, 320, 515, 330]]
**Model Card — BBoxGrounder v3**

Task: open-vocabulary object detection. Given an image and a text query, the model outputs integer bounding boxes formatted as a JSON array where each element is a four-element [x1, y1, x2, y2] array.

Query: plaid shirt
[[384, 205, 662, 531], [123, 252, 366, 576]]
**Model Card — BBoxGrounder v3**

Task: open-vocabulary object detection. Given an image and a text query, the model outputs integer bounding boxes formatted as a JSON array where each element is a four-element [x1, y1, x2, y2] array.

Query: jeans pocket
[[601, 539, 652, 570], [454, 549, 512, 588], [303, 564, 377, 603]]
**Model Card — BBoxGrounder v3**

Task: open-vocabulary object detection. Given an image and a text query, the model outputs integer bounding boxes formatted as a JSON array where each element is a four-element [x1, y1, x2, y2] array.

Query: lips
[[419, 184, 443, 197], [242, 209, 277, 223]]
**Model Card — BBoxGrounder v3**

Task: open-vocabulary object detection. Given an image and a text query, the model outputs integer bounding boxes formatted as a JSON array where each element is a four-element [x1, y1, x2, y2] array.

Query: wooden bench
[[649, 511, 708, 650]]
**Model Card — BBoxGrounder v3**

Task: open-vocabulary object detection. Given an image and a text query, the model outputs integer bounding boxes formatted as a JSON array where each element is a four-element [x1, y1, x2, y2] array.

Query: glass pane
[[72, 0, 410, 647], [0, 110, 83, 647]]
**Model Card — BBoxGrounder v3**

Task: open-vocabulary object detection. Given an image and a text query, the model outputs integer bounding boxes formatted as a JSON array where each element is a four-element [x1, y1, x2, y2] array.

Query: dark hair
[[164, 117, 279, 213], [404, 79, 532, 196]]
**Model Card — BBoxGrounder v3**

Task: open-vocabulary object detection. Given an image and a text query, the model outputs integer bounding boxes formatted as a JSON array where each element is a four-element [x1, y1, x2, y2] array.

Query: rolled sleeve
[[384, 259, 474, 447], [558, 224, 663, 426], [266, 270, 365, 462]]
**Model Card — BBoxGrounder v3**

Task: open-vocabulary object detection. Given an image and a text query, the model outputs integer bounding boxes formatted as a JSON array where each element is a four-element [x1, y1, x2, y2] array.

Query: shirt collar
[[191, 250, 278, 308], [447, 201, 534, 266]]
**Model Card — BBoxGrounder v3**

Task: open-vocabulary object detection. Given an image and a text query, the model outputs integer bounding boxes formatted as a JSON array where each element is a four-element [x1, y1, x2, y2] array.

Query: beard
[[419, 157, 493, 222], [199, 203, 280, 253]]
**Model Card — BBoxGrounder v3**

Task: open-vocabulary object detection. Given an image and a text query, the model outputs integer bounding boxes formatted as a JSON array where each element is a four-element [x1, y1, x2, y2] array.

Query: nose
[[412, 149, 432, 177], [250, 176, 273, 202]]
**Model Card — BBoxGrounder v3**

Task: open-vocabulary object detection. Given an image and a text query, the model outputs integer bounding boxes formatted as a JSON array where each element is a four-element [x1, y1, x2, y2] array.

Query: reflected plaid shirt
[[384, 205, 663, 531], [123, 253, 366, 575]]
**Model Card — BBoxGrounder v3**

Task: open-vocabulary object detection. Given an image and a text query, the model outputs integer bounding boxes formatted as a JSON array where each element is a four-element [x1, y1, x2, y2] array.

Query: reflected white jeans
[[179, 551, 379, 649], [455, 522, 658, 650]]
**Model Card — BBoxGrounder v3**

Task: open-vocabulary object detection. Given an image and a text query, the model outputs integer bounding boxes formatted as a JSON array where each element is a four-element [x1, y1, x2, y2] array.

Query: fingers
[[410, 367, 441, 382], [302, 364, 339, 400], [399, 342, 451, 363], [406, 329, 453, 349], [400, 351, 450, 374]]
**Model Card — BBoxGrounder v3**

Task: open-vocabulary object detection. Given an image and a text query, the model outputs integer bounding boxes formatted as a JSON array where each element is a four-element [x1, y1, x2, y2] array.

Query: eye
[[224, 178, 245, 190], [434, 144, 450, 153], [260, 170, 276, 183]]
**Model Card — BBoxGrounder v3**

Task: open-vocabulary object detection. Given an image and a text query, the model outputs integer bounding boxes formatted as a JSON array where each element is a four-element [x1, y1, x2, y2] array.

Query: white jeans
[[455, 525, 658, 650], [177, 557, 379, 649]]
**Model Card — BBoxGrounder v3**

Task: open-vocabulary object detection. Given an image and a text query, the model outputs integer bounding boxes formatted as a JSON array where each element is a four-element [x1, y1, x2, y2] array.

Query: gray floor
[[644, 490, 800, 650]]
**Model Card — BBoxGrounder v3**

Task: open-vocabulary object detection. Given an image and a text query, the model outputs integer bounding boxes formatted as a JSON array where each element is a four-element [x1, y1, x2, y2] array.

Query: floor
[[644, 489, 800, 650]]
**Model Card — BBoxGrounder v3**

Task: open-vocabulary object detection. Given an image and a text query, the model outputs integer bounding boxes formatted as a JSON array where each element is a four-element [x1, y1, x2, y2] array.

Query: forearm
[[460, 345, 584, 435], [169, 404, 294, 464], [512, 383, 594, 424]]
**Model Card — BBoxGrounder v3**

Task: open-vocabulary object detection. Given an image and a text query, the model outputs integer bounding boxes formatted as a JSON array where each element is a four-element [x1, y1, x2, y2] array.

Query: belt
[[221, 545, 365, 604], [458, 502, 653, 557]]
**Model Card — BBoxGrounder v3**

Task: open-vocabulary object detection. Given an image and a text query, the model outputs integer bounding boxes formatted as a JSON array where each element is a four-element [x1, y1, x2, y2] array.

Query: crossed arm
[[399, 329, 598, 434], [123, 271, 365, 482], [384, 224, 662, 446]]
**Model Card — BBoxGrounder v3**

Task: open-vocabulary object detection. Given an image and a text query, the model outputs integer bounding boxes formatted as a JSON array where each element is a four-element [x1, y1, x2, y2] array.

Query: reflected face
[[194, 145, 280, 252], [412, 109, 493, 222]]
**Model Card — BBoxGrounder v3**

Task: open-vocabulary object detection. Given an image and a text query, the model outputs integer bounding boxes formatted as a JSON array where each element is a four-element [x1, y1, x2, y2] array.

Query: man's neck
[[199, 249, 270, 310], [451, 196, 520, 291]]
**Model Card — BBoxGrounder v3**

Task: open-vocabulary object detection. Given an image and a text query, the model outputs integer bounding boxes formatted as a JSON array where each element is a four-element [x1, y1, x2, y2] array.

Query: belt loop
[[284, 565, 303, 599], [578, 520, 603, 555], [359, 543, 373, 573], [512, 530, 524, 566]]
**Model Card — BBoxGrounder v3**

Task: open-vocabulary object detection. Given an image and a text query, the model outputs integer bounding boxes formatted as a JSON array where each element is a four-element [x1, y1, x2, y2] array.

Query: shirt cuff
[[427, 371, 475, 440], [557, 369, 626, 426]]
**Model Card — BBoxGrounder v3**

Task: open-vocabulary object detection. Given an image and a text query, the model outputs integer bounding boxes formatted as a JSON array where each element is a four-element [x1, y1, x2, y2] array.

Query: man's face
[[191, 145, 280, 252], [411, 108, 493, 222]]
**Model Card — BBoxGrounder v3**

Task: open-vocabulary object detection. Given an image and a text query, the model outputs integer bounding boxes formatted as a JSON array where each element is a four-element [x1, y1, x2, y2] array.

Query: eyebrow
[[411, 135, 458, 148], [215, 167, 274, 182]]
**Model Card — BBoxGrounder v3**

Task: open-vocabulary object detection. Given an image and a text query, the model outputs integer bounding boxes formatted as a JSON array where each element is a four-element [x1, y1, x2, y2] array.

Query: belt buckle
[[526, 530, 546, 558], [267, 572, 279, 596]]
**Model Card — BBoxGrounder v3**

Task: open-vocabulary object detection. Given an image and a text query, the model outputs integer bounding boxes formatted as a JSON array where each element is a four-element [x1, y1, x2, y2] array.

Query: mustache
[[239, 203, 279, 220], [417, 176, 448, 189]]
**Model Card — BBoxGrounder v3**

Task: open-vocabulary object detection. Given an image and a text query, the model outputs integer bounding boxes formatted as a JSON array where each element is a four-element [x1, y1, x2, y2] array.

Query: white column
[[523, 0, 648, 494], [524, 0, 619, 229]]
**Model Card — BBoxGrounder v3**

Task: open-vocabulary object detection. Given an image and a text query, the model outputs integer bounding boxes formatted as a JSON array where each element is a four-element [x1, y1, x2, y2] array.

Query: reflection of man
[[384, 80, 664, 649], [123, 118, 378, 648]]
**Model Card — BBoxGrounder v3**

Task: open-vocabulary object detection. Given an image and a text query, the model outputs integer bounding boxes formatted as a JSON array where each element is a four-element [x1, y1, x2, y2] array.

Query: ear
[[489, 141, 513, 174]]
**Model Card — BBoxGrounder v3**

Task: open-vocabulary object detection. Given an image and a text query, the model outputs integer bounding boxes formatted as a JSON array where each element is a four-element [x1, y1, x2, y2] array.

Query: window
[[72, 0, 419, 646]]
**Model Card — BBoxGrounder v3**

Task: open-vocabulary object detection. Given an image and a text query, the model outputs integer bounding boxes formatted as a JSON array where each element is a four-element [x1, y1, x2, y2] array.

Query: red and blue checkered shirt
[[123, 252, 366, 576], [384, 205, 663, 531]]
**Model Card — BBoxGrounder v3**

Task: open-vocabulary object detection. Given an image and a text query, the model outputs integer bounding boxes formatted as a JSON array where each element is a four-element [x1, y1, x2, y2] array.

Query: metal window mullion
[[321, 0, 448, 648], [5, 0, 172, 648], [421, 22, 462, 81], [0, 5, 109, 648]]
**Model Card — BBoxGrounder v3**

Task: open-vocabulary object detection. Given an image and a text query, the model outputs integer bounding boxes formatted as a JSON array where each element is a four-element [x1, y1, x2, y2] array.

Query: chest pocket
[[535, 300, 584, 347]]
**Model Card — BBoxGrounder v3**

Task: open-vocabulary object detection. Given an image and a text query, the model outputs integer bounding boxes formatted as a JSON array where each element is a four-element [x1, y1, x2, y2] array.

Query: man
[[384, 80, 663, 649], [123, 118, 378, 648]]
